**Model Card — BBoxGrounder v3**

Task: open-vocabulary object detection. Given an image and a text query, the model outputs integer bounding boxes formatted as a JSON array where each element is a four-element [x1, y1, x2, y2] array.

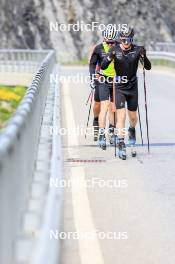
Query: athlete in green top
[[89, 25, 118, 150]]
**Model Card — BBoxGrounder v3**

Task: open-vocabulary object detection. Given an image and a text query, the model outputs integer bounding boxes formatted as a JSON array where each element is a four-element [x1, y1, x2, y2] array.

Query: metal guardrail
[[0, 49, 52, 73], [147, 51, 175, 62], [31, 65, 63, 264], [151, 42, 175, 53], [0, 50, 56, 264]]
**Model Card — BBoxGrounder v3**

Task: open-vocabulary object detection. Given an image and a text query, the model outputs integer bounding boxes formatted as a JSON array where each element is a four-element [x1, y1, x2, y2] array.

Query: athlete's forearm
[[101, 55, 112, 70], [89, 63, 97, 79], [143, 56, 152, 70], [89, 47, 98, 79], [140, 47, 151, 70], [101, 45, 116, 70]]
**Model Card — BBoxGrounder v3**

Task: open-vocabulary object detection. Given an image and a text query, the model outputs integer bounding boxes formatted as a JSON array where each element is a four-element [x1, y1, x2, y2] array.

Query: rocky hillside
[[0, 0, 175, 61]]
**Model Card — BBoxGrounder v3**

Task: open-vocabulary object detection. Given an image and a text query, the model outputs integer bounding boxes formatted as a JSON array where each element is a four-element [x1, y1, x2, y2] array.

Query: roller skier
[[101, 27, 151, 159], [89, 24, 118, 149]]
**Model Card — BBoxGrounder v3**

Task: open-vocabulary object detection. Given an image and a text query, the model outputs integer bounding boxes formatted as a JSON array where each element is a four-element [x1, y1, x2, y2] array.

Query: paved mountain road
[[59, 66, 175, 264]]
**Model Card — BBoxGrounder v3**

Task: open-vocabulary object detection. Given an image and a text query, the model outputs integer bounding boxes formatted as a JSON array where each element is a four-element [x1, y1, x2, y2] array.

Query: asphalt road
[[59, 65, 175, 264]]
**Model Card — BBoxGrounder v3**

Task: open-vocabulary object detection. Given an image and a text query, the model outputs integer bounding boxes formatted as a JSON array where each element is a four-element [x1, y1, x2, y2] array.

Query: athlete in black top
[[101, 27, 152, 159], [101, 44, 151, 86], [89, 43, 106, 79]]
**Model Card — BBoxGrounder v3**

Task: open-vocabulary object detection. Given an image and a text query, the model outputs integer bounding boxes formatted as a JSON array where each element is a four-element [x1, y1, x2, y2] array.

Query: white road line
[[63, 81, 104, 264]]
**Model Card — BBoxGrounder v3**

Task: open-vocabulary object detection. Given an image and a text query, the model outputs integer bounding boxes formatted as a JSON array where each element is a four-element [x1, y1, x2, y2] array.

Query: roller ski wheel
[[101, 145, 106, 150], [119, 150, 127, 160], [130, 145, 137, 157]]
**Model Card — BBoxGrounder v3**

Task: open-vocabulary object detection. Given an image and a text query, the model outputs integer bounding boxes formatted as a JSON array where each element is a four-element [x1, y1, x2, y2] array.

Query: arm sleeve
[[143, 56, 152, 70], [101, 47, 115, 70], [139, 48, 152, 70], [140, 56, 152, 70], [100, 55, 111, 70], [89, 46, 99, 80]]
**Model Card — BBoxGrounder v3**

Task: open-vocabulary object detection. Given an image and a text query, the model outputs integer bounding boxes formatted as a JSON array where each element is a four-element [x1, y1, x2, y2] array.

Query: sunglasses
[[121, 37, 133, 44], [105, 40, 115, 44]]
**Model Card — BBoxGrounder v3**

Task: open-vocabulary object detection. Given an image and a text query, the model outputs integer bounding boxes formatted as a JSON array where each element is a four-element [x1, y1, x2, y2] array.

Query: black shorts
[[99, 82, 113, 102], [94, 82, 100, 102], [115, 81, 138, 111]]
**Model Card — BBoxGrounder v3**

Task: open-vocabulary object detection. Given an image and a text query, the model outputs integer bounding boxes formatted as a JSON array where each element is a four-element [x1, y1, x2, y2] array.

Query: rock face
[[0, 0, 175, 61]]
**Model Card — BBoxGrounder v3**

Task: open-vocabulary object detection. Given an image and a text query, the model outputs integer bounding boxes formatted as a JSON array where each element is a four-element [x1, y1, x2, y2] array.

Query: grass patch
[[0, 85, 27, 127], [150, 59, 175, 68], [62, 58, 88, 65]]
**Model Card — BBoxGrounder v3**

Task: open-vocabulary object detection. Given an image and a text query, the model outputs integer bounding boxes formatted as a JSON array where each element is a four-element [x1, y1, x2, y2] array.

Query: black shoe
[[98, 131, 106, 150], [118, 139, 126, 160], [128, 127, 136, 145]]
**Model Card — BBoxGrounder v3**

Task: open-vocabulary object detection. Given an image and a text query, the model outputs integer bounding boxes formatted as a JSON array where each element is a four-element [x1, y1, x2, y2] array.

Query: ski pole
[[143, 65, 150, 153], [85, 89, 93, 106], [112, 62, 117, 157], [137, 104, 143, 146], [85, 89, 94, 139], [113, 111, 117, 157]]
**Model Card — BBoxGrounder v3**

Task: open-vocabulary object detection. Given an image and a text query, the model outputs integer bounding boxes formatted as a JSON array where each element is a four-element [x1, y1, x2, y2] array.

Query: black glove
[[107, 45, 116, 61], [90, 80, 96, 89], [140, 47, 146, 58]]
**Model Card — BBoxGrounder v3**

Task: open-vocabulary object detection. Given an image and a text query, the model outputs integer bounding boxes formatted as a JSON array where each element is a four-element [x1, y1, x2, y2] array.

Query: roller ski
[[128, 127, 137, 157], [93, 118, 99, 141], [98, 129, 106, 150], [108, 125, 118, 145], [118, 139, 127, 160]]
